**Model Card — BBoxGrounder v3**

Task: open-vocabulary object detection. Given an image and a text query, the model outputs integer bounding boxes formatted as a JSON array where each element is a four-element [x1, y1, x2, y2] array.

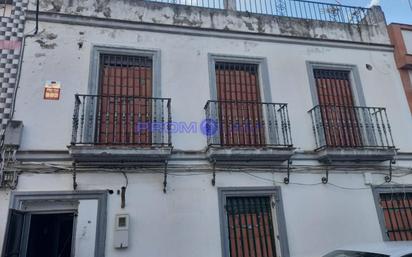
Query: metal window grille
[[313, 69, 362, 148], [70, 54, 172, 147], [1, 0, 12, 17], [379, 192, 412, 241], [214, 62, 266, 146], [225, 196, 278, 257], [97, 54, 153, 145], [309, 69, 394, 150]]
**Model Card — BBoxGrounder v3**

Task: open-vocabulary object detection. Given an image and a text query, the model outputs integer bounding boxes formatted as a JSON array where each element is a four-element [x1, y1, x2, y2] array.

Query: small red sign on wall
[[44, 81, 61, 100]]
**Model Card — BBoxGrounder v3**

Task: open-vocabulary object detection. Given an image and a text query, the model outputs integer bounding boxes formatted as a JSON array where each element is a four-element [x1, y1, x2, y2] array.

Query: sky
[[322, 0, 412, 24]]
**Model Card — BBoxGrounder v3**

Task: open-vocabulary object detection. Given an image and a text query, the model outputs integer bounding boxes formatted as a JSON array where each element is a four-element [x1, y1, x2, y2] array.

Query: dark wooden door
[[2, 209, 25, 257], [215, 62, 265, 146], [97, 54, 153, 145], [314, 69, 362, 148]]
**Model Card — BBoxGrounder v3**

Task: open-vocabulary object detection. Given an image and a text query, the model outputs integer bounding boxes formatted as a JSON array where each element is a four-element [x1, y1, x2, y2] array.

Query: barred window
[[313, 69, 362, 148], [223, 195, 281, 257], [378, 192, 412, 241], [214, 62, 265, 146], [97, 54, 153, 145]]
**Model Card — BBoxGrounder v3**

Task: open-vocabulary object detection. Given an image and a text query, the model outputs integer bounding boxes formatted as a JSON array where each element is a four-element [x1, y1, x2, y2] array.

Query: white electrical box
[[114, 214, 129, 249]]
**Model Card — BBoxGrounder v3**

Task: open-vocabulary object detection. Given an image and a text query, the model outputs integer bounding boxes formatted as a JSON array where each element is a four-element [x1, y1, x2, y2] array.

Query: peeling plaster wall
[[26, 0, 390, 44], [13, 21, 412, 152], [1, 3, 411, 257]]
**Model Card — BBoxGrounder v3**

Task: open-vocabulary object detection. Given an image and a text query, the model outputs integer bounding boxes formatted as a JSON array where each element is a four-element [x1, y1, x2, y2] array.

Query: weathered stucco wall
[[13, 20, 412, 152], [1, 171, 412, 257], [25, 0, 390, 44]]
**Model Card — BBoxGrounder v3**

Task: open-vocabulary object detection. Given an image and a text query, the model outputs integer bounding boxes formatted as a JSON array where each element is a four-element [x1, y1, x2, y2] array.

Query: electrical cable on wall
[[120, 171, 128, 209], [7, 160, 412, 191]]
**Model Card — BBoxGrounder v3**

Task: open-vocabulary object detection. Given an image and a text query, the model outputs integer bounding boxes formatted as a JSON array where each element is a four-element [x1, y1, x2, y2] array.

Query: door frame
[[207, 54, 275, 145], [3, 190, 107, 257], [305, 61, 375, 147]]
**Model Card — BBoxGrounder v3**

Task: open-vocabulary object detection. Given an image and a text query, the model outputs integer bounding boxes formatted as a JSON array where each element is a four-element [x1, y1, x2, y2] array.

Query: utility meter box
[[114, 214, 129, 249], [4, 120, 23, 147]]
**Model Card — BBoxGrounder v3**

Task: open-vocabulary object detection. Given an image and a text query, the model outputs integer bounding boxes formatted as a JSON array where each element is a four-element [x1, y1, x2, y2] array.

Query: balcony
[[309, 105, 396, 163], [68, 94, 172, 163], [204, 100, 294, 163], [147, 0, 376, 25]]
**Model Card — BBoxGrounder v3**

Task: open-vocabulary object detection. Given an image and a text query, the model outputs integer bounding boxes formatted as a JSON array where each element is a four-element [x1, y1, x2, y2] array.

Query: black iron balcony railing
[[309, 105, 395, 150], [71, 94, 172, 146], [204, 100, 293, 147], [145, 0, 375, 25]]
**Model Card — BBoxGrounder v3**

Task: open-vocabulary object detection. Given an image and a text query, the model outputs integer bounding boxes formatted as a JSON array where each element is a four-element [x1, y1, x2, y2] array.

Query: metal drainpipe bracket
[[385, 159, 396, 183], [163, 160, 168, 194], [211, 159, 216, 186], [321, 167, 329, 184], [72, 162, 78, 190], [321, 159, 331, 184], [283, 159, 292, 184]]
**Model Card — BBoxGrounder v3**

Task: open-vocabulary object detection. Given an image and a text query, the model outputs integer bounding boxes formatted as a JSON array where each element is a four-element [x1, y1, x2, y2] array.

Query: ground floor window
[[219, 188, 289, 257], [373, 186, 412, 241]]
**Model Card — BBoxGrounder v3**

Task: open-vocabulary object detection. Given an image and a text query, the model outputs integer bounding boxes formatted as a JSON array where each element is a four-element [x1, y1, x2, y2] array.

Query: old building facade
[[388, 23, 412, 115], [1, 0, 412, 257]]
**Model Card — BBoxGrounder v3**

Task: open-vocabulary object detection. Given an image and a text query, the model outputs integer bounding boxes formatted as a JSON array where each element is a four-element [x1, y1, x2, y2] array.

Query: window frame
[[85, 45, 161, 143], [208, 54, 275, 145], [218, 187, 290, 257], [208, 54, 272, 103], [306, 61, 366, 107], [372, 185, 412, 241]]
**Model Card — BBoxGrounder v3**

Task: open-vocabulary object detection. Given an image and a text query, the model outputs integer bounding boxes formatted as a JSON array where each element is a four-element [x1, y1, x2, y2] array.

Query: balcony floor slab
[[68, 145, 172, 163], [315, 147, 397, 163], [206, 146, 295, 164]]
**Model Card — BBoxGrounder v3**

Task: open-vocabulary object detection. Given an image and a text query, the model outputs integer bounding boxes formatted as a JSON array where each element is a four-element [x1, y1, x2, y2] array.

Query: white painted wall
[[5, 5, 412, 257], [75, 200, 98, 257], [402, 29, 412, 54], [14, 20, 412, 152], [0, 171, 412, 257]]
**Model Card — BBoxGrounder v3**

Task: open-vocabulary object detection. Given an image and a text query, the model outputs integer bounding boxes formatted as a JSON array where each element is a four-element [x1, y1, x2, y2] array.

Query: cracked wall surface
[[26, 0, 390, 45]]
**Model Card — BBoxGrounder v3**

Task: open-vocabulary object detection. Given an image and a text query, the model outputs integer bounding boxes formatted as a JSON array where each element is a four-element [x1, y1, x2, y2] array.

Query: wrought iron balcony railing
[[71, 94, 172, 147], [309, 105, 395, 150], [204, 100, 293, 147], [145, 0, 376, 25]]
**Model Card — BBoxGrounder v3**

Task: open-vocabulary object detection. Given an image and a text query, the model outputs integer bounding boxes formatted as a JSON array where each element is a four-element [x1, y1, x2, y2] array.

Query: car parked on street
[[323, 242, 412, 257]]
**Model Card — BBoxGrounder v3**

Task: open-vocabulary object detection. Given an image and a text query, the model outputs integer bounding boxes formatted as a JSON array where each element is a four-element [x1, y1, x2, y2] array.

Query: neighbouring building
[[0, 0, 27, 134], [388, 23, 412, 115], [1, 0, 412, 257]]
